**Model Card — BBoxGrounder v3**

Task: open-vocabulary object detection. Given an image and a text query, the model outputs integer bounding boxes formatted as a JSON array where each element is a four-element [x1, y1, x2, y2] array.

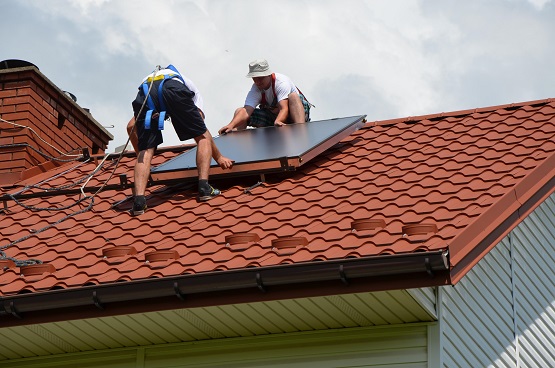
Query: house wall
[[0, 324, 431, 368], [440, 194, 555, 367]]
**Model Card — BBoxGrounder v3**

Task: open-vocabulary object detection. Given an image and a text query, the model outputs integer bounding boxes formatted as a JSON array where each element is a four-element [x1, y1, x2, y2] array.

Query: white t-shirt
[[244, 73, 298, 108], [142, 68, 204, 111]]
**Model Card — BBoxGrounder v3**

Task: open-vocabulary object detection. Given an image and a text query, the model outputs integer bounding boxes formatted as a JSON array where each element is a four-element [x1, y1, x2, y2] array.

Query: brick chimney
[[0, 60, 113, 187]]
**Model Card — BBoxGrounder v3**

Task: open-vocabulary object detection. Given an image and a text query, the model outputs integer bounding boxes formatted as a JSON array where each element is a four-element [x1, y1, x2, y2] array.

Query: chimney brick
[[0, 66, 112, 187]]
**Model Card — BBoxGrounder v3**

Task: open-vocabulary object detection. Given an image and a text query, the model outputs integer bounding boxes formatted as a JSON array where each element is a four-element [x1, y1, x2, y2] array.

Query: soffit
[[0, 289, 434, 361]]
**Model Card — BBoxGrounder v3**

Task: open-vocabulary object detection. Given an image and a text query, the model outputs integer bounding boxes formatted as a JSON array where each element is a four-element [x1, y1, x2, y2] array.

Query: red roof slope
[[2, 99, 555, 300]]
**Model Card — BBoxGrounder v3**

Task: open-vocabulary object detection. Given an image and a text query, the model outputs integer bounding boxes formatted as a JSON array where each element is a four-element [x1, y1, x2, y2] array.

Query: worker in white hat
[[218, 59, 311, 134]]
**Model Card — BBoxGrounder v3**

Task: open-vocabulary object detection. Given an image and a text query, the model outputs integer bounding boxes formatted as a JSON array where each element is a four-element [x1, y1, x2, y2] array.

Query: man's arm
[[218, 105, 255, 135], [210, 133, 234, 169], [273, 99, 290, 127]]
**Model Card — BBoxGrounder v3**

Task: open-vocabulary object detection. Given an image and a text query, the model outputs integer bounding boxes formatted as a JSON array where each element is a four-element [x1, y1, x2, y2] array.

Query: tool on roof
[[244, 174, 266, 194]]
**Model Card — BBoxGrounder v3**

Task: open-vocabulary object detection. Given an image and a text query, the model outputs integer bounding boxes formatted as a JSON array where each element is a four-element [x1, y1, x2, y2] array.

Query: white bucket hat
[[246, 59, 273, 78]]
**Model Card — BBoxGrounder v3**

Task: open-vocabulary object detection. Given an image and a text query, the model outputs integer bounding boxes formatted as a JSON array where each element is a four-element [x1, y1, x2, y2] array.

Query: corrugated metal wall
[[441, 194, 555, 367], [511, 195, 555, 367]]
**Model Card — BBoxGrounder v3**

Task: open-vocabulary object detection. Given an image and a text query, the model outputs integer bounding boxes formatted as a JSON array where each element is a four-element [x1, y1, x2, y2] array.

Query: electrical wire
[[0, 66, 162, 266], [0, 117, 82, 158]]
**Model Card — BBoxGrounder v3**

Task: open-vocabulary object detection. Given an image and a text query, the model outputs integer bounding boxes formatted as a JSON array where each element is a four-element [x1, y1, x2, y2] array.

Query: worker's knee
[[127, 119, 135, 134], [288, 93, 305, 123], [194, 129, 210, 143]]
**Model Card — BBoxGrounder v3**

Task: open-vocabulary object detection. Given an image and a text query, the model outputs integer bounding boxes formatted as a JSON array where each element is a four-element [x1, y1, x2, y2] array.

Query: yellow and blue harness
[[141, 65, 185, 130]]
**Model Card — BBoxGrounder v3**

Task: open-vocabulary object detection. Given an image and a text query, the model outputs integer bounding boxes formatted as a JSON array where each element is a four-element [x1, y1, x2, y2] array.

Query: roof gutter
[[0, 251, 449, 326]]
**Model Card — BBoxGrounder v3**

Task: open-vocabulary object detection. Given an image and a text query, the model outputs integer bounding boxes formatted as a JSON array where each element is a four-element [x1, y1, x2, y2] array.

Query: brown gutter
[[0, 251, 449, 327]]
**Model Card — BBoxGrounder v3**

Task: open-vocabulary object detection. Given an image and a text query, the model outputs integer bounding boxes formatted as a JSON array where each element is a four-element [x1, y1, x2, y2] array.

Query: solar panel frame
[[150, 115, 366, 183]]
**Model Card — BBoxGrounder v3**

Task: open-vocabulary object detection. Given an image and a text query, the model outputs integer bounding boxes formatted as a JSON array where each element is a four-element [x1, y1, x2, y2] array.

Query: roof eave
[[0, 251, 449, 327], [449, 153, 555, 283]]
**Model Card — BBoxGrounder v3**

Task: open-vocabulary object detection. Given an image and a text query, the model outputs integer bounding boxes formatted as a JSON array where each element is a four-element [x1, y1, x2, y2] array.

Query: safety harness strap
[[260, 73, 277, 108], [260, 73, 314, 109], [141, 64, 185, 130]]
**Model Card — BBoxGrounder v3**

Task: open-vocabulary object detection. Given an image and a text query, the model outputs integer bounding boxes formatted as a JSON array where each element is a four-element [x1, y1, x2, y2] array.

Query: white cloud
[[525, 0, 553, 9], [3, 0, 555, 152]]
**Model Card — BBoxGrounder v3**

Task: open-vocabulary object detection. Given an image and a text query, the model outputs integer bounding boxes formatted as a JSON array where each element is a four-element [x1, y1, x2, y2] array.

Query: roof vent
[[351, 219, 386, 231], [351, 218, 386, 238], [225, 232, 260, 251], [402, 223, 438, 235], [102, 246, 137, 258], [145, 250, 179, 263], [272, 236, 308, 255], [20, 263, 55, 277], [402, 223, 438, 242], [0, 259, 16, 270], [0, 59, 38, 70]]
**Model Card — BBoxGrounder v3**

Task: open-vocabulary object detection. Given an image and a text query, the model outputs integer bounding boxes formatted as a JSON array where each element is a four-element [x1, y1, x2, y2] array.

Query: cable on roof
[[0, 197, 95, 267], [0, 66, 161, 266], [11, 159, 92, 195], [0, 117, 82, 159], [4, 157, 107, 212], [0, 143, 82, 163]]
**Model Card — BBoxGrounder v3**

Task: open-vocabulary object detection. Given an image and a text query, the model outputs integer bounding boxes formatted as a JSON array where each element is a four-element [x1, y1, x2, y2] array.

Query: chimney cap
[[0, 59, 39, 70]]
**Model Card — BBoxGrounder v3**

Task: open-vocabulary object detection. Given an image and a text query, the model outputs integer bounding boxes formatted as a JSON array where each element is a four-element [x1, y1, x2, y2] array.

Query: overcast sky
[[3, 0, 554, 152]]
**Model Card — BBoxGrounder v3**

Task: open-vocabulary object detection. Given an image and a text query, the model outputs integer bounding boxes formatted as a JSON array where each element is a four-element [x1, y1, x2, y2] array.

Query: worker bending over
[[129, 65, 232, 215]]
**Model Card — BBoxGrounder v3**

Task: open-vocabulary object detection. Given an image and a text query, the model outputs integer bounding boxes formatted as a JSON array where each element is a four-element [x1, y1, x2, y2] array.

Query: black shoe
[[132, 196, 147, 215], [198, 185, 221, 202]]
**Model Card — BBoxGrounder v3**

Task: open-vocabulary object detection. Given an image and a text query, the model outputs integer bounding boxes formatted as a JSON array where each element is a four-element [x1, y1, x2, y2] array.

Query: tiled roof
[[2, 99, 555, 299]]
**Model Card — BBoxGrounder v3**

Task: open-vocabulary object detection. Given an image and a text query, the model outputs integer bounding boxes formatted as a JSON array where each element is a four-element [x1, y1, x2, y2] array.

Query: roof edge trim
[[449, 164, 555, 283], [0, 251, 448, 326]]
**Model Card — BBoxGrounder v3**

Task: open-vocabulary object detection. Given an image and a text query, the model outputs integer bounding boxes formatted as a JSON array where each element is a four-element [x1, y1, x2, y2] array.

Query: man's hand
[[216, 155, 234, 170], [218, 125, 233, 135], [274, 121, 286, 127]]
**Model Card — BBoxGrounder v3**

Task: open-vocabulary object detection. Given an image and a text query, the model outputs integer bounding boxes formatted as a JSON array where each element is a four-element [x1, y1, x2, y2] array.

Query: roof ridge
[[365, 98, 555, 127]]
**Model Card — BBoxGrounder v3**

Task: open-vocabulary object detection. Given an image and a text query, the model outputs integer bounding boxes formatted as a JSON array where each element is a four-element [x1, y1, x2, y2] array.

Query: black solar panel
[[150, 115, 366, 183]]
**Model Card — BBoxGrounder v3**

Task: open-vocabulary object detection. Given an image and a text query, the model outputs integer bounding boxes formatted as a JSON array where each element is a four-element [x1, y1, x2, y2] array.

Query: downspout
[[509, 232, 521, 368], [427, 286, 444, 368]]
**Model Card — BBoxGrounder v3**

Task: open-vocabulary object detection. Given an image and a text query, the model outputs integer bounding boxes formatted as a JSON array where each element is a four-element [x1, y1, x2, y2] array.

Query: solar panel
[[150, 115, 366, 183]]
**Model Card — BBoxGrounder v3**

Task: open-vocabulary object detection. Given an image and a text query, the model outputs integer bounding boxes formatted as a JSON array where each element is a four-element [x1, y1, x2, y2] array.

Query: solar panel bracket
[[279, 157, 295, 170]]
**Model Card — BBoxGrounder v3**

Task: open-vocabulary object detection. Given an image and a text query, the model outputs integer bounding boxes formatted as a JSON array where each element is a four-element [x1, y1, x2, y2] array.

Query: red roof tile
[[2, 98, 555, 298]]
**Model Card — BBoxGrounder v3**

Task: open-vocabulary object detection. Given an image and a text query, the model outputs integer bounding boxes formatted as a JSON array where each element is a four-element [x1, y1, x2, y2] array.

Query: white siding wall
[[440, 194, 555, 367], [511, 195, 555, 367]]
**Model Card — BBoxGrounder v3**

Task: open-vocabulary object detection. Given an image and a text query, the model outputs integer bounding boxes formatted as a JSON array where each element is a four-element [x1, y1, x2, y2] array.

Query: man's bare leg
[[195, 130, 212, 180], [288, 93, 306, 124], [194, 130, 221, 201], [132, 147, 155, 214], [126, 117, 139, 154]]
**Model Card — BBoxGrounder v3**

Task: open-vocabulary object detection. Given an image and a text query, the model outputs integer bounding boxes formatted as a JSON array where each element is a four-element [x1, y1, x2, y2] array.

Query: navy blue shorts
[[132, 79, 207, 151]]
